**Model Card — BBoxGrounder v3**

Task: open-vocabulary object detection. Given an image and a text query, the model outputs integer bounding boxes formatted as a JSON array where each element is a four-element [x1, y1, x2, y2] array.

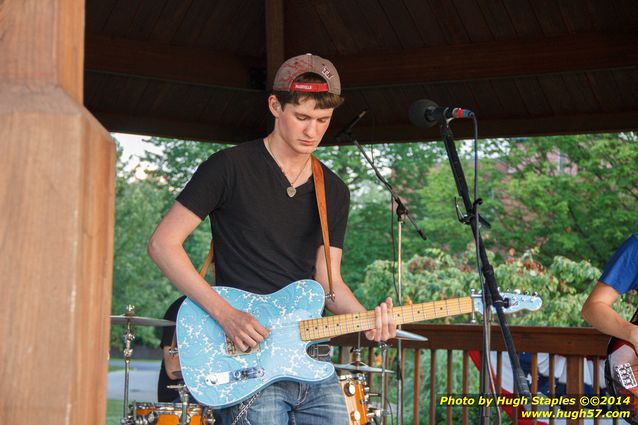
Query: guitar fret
[[300, 297, 475, 341]]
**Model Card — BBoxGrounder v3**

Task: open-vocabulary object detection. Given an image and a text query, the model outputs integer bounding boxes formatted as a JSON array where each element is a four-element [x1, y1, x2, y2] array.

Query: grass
[[106, 359, 162, 424], [106, 399, 124, 425]]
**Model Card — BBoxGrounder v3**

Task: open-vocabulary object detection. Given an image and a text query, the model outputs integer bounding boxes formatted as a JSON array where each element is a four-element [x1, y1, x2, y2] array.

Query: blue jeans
[[217, 374, 348, 425]]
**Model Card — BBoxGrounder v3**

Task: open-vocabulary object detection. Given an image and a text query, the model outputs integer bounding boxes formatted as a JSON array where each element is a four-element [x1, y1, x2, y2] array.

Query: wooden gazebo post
[[0, 1, 115, 424]]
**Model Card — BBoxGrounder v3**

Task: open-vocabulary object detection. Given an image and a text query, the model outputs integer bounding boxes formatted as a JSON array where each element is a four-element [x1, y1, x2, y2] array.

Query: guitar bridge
[[614, 363, 638, 389], [225, 336, 260, 356]]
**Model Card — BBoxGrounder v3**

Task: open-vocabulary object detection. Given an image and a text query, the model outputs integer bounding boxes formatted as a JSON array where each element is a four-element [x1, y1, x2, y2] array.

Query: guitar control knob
[[344, 382, 356, 396]]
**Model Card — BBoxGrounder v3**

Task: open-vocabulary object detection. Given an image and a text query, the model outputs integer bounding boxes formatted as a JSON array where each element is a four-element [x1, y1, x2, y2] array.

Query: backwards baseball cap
[[272, 53, 341, 95]]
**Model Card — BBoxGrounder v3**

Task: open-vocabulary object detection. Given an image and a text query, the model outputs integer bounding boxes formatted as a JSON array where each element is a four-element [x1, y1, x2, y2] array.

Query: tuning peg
[[514, 289, 521, 295], [523, 290, 529, 295], [532, 291, 538, 297], [470, 288, 476, 294]]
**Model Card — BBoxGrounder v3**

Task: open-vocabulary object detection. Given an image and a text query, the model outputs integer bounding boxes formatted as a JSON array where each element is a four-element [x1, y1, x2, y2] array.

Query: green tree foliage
[[111, 137, 223, 347], [348, 133, 638, 303], [358, 246, 636, 327], [487, 133, 638, 268], [318, 142, 446, 285], [112, 158, 175, 346]]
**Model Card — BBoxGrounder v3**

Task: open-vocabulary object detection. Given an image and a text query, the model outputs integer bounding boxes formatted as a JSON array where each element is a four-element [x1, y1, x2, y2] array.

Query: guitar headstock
[[471, 289, 543, 315]]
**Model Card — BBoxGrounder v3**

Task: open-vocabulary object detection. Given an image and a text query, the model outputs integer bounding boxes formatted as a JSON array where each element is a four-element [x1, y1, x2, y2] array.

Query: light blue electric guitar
[[176, 279, 541, 408]]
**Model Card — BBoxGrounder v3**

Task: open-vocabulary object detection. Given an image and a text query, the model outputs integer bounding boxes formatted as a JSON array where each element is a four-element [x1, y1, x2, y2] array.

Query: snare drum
[[132, 402, 214, 424], [339, 375, 369, 425]]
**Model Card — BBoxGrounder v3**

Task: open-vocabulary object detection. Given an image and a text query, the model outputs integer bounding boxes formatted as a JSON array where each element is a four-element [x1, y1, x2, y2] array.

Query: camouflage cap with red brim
[[272, 53, 341, 95]]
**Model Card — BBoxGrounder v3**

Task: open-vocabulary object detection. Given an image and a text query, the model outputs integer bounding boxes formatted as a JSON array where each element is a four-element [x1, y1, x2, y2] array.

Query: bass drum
[[339, 374, 370, 425], [133, 402, 214, 424]]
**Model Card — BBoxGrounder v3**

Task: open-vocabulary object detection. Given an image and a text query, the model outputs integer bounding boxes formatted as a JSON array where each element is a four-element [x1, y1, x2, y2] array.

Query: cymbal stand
[[378, 341, 390, 422], [120, 305, 136, 425], [167, 383, 191, 425]]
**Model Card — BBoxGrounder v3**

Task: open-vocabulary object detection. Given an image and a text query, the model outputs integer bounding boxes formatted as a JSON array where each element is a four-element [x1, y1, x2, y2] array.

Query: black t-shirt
[[176, 139, 350, 294], [157, 296, 186, 403]]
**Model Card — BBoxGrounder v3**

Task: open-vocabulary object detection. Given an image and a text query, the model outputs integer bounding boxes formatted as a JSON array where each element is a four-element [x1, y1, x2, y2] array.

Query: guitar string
[[299, 298, 475, 339], [302, 291, 536, 338], [314, 295, 477, 334]]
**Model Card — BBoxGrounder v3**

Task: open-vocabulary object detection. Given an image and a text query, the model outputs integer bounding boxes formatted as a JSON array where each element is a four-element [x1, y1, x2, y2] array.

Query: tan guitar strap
[[198, 239, 214, 278], [311, 156, 335, 302], [198, 155, 335, 301]]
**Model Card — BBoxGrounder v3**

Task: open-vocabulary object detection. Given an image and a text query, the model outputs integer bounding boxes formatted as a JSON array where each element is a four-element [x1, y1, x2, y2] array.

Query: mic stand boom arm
[[347, 133, 427, 241], [438, 122, 531, 412]]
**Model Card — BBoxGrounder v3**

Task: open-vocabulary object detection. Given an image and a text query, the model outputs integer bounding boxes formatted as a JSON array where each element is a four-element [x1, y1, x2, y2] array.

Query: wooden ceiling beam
[[86, 32, 637, 91], [265, 0, 286, 89], [93, 110, 638, 145], [329, 111, 638, 144], [335, 32, 638, 89], [93, 111, 263, 143], [85, 34, 263, 90]]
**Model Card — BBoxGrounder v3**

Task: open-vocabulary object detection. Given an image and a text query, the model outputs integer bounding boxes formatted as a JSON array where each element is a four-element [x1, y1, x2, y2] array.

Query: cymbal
[[334, 362, 395, 374], [110, 315, 175, 327], [395, 329, 428, 341]]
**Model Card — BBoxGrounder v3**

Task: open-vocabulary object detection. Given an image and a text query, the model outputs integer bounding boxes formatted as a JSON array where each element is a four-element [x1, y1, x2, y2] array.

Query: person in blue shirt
[[582, 232, 638, 352]]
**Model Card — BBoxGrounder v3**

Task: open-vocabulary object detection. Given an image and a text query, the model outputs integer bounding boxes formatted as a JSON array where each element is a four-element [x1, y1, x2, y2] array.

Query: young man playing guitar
[[148, 54, 396, 424], [582, 232, 638, 352]]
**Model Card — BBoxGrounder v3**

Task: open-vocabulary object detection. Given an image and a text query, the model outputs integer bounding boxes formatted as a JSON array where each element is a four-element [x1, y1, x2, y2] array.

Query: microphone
[[335, 110, 367, 142], [409, 99, 474, 128]]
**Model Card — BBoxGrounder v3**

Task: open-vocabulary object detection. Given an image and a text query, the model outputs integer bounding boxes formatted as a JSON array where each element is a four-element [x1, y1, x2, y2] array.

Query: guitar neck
[[299, 296, 474, 341]]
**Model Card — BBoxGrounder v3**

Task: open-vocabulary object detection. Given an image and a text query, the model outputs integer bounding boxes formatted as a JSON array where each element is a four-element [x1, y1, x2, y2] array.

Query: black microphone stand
[[340, 130, 426, 425], [437, 120, 531, 425]]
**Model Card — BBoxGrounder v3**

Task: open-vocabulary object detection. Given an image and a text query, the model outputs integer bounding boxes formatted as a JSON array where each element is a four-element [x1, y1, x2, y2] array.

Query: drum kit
[[334, 346, 388, 425], [333, 330, 428, 425], [111, 305, 215, 425], [111, 306, 426, 425]]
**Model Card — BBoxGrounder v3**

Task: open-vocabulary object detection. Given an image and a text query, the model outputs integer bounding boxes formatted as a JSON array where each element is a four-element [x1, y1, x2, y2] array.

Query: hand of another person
[[627, 324, 638, 356], [364, 297, 396, 342], [217, 306, 270, 353]]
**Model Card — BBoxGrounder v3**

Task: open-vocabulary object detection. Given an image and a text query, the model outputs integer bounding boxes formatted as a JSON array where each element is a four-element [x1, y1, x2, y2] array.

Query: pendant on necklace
[[287, 186, 297, 197]]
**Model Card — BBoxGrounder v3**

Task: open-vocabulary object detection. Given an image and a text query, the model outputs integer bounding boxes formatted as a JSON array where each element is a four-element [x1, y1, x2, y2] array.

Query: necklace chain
[[265, 138, 311, 197]]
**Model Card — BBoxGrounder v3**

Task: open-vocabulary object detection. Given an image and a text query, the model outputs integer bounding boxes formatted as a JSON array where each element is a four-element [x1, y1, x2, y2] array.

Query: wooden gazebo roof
[[85, 0, 638, 144]]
